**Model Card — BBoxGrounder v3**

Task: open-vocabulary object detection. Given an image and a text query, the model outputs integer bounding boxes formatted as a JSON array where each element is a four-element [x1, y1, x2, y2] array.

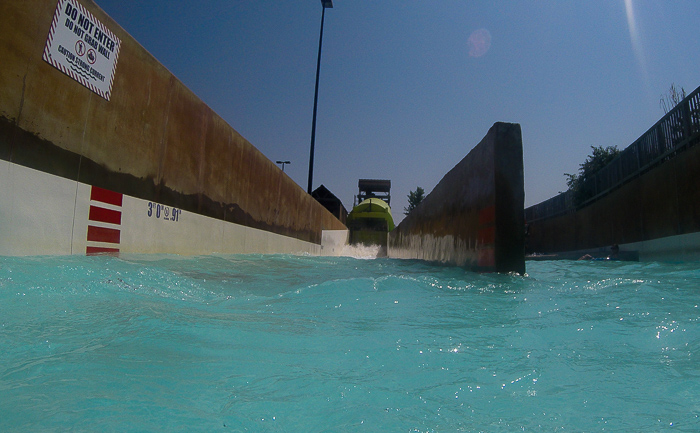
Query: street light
[[307, 0, 333, 194], [276, 160, 291, 172]]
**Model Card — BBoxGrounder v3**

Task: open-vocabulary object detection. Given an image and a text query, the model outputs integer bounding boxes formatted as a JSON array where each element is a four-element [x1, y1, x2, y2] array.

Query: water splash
[[337, 244, 382, 259]]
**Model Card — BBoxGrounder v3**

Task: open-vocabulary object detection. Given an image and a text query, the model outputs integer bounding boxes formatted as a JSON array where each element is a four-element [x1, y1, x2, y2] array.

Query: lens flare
[[624, 0, 649, 86], [468, 28, 492, 58]]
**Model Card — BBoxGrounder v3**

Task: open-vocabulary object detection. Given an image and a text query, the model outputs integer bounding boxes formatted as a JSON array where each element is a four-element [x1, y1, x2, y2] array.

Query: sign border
[[42, 0, 121, 101]]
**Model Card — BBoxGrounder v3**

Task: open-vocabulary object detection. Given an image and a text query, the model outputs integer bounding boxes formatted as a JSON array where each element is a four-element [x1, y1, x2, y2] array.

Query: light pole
[[307, 0, 333, 194], [276, 160, 291, 172]]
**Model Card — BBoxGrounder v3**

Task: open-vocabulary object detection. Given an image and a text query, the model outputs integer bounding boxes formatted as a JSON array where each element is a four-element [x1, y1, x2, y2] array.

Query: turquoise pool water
[[1, 253, 699, 432]]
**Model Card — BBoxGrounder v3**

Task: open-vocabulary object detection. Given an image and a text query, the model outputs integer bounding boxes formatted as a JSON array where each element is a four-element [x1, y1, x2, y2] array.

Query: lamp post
[[276, 160, 291, 172], [307, 0, 333, 194]]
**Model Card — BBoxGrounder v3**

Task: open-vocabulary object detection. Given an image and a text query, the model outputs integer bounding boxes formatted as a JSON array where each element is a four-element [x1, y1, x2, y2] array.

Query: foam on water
[[1, 254, 699, 432], [337, 243, 382, 260]]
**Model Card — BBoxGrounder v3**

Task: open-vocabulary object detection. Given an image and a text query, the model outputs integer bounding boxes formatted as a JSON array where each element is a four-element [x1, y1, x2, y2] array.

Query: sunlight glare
[[624, 0, 649, 87]]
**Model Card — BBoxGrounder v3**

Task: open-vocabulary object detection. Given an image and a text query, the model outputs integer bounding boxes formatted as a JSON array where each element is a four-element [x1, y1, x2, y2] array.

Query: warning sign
[[43, 0, 121, 101]]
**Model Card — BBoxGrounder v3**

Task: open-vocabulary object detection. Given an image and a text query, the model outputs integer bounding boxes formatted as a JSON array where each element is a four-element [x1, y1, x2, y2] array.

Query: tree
[[404, 186, 425, 215], [659, 83, 687, 114], [565, 145, 620, 205]]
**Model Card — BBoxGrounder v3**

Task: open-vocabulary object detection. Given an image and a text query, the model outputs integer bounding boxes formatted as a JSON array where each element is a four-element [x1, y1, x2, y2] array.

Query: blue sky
[[95, 0, 700, 224]]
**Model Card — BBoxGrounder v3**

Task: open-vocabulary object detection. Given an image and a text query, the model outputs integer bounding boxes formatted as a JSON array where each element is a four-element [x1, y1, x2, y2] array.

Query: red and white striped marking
[[86, 186, 122, 255]]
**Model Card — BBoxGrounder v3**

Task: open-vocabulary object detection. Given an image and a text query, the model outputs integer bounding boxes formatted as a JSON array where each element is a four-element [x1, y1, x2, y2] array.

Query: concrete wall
[[0, 0, 345, 256], [526, 139, 700, 261], [388, 123, 525, 273], [0, 162, 333, 256]]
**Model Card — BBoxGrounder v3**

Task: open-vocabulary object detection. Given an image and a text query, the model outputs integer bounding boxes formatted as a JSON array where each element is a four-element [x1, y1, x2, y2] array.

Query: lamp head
[[321, 0, 333, 8]]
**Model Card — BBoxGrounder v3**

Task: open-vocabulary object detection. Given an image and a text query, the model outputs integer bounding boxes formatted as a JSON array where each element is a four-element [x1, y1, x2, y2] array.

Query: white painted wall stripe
[[0, 161, 345, 257]]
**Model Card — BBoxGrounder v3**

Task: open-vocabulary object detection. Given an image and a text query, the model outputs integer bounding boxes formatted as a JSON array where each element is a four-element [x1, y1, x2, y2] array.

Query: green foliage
[[404, 186, 425, 215], [565, 145, 620, 205]]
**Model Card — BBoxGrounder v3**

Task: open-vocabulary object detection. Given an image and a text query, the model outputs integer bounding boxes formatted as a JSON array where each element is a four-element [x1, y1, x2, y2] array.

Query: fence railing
[[526, 85, 700, 223]]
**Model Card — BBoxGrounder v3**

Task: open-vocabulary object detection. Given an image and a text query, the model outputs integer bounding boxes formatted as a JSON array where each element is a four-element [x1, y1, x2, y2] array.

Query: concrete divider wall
[[0, 0, 345, 256], [388, 122, 525, 273], [525, 140, 700, 260]]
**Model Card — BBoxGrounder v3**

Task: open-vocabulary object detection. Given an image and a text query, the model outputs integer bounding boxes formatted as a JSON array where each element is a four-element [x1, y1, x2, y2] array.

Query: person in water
[[579, 244, 619, 261]]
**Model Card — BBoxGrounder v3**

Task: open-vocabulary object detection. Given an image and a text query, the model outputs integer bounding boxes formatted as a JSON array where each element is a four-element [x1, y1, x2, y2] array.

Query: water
[[1, 252, 699, 432]]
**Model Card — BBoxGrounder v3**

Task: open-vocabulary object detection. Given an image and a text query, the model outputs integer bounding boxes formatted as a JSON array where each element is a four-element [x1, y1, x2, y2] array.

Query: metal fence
[[526, 86, 700, 223]]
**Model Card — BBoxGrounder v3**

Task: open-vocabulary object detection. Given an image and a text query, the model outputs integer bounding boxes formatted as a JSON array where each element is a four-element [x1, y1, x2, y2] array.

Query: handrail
[[526, 85, 700, 223]]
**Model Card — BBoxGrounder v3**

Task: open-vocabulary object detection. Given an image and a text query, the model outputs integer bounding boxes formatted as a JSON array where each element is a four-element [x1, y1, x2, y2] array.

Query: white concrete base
[[388, 233, 479, 267], [320, 230, 350, 256], [625, 232, 700, 262], [1, 161, 342, 256], [0, 162, 77, 255], [531, 232, 700, 262]]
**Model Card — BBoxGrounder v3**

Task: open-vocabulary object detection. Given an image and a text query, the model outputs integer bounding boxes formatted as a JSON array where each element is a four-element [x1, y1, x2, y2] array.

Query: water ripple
[[1, 255, 699, 431]]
